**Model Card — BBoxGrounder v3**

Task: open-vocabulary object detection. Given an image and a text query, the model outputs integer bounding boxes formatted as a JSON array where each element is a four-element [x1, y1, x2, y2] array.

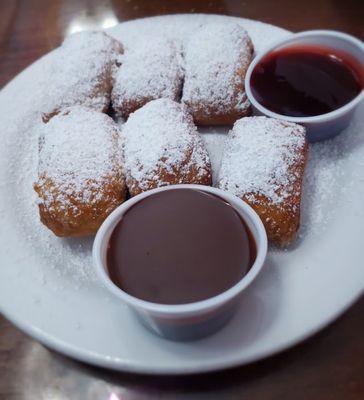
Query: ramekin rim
[[245, 29, 364, 124], [92, 184, 268, 316]]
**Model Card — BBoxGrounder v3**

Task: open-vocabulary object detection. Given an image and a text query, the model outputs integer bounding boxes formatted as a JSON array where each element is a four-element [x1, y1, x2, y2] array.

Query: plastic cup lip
[[93, 184, 268, 317], [245, 29, 364, 125]]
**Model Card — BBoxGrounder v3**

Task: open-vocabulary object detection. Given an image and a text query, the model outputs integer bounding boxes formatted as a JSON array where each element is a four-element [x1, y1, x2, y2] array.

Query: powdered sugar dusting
[[0, 14, 362, 290], [40, 31, 122, 118], [122, 98, 210, 193], [112, 38, 184, 117], [36, 106, 121, 213], [299, 117, 364, 239], [218, 117, 306, 205], [182, 22, 253, 116], [199, 127, 227, 183], [1, 16, 364, 371]]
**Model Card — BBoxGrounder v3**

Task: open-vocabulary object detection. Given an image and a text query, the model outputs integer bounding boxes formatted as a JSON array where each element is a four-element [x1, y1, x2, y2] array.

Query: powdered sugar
[[41, 31, 123, 118], [182, 22, 253, 117], [299, 118, 364, 239], [121, 98, 210, 193], [36, 106, 121, 212], [0, 15, 362, 288], [218, 117, 307, 205], [199, 127, 227, 183], [112, 38, 184, 117], [1, 16, 364, 370]]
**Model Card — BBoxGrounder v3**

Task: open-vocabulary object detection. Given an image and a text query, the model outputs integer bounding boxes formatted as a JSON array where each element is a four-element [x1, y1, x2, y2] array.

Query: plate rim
[[1, 289, 362, 375], [0, 13, 363, 375]]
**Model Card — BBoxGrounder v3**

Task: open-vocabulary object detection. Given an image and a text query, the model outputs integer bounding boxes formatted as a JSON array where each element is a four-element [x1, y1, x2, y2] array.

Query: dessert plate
[[0, 14, 363, 375]]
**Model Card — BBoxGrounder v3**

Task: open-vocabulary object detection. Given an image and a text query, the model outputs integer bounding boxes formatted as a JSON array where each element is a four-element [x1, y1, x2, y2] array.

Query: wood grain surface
[[0, 0, 363, 399]]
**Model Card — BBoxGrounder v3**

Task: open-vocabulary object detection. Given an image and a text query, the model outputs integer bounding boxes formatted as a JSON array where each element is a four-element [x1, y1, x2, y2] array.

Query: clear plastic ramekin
[[245, 30, 364, 142], [93, 185, 268, 341]]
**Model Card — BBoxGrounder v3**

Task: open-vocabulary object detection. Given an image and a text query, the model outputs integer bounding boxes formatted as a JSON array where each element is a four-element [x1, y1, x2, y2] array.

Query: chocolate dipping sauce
[[107, 189, 256, 305], [250, 44, 363, 117]]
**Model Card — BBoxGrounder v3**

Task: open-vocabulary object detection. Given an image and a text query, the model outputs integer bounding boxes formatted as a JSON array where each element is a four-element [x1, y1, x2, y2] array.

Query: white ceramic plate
[[0, 14, 363, 375]]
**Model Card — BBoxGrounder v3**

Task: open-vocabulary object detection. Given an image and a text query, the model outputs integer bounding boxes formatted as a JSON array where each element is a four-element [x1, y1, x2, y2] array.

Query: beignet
[[42, 31, 123, 122], [121, 98, 212, 196], [182, 22, 253, 125], [34, 106, 126, 237], [218, 116, 308, 246], [111, 39, 184, 119]]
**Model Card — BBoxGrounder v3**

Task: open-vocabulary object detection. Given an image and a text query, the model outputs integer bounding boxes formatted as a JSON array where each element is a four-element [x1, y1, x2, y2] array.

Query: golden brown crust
[[182, 23, 254, 126], [34, 175, 126, 237], [185, 43, 254, 126], [218, 117, 308, 246], [189, 102, 252, 126], [34, 106, 126, 237], [127, 148, 212, 197], [121, 98, 212, 196], [243, 138, 308, 246]]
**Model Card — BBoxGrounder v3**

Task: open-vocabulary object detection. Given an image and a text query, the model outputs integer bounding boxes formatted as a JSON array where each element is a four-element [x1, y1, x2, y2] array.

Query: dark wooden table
[[0, 1, 363, 399]]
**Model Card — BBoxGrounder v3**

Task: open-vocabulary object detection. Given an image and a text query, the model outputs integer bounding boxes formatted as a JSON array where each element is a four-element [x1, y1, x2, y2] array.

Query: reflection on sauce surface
[[251, 44, 363, 117], [107, 189, 256, 304]]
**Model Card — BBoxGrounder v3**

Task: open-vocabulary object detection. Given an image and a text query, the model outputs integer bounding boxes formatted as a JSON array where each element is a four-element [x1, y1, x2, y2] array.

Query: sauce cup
[[245, 30, 364, 142], [93, 184, 268, 341]]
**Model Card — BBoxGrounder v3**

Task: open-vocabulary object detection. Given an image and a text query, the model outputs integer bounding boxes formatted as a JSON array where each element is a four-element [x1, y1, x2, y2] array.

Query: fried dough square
[[41, 31, 123, 122], [182, 22, 254, 125], [112, 39, 184, 119], [34, 106, 126, 237], [121, 98, 212, 196], [218, 116, 308, 246]]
